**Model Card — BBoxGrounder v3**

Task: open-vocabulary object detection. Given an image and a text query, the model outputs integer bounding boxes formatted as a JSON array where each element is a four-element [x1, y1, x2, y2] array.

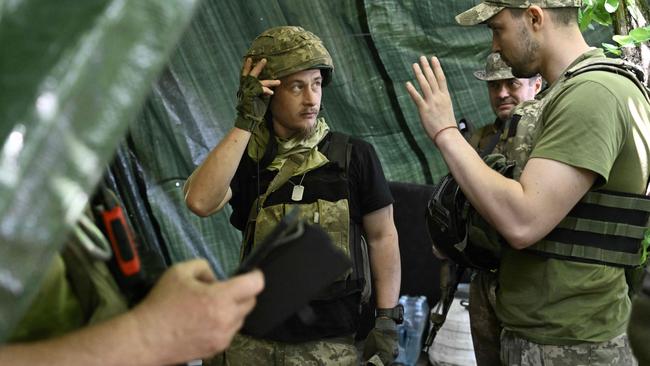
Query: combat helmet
[[473, 52, 514, 81], [426, 154, 514, 271], [244, 26, 334, 85]]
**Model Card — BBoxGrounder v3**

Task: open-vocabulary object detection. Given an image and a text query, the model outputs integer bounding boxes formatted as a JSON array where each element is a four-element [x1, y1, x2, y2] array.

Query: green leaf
[[629, 26, 650, 43], [604, 0, 619, 13], [602, 42, 622, 56], [579, 8, 594, 31], [591, 3, 613, 25], [613, 34, 636, 46]]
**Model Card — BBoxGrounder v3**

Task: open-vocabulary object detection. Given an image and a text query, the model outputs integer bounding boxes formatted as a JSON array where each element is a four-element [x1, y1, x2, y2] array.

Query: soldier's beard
[[292, 122, 317, 141], [505, 25, 540, 78]]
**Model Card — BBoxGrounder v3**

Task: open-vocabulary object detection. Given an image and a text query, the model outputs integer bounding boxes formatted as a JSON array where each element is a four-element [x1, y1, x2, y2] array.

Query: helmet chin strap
[[259, 114, 277, 170]]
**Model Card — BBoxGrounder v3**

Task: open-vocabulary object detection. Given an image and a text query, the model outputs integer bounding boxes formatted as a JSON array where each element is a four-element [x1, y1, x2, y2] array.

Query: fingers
[[411, 61, 432, 100], [405, 81, 424, 108], [172, 259, 216, 283], [408, 56, 447, 99], [249, 58, 267, 78], [420, 56, 440, 94], [221, 269, 265, 303], [241, 57, 267, 78], [260, 79, 281, 96], [241, 57, 253, 76], [430, 57, 448, 94]]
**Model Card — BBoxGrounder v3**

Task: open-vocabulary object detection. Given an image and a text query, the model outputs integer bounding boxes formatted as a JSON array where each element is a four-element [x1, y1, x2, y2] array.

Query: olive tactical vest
[[498, 57, 650, 268], [241, 131, 370, 302]]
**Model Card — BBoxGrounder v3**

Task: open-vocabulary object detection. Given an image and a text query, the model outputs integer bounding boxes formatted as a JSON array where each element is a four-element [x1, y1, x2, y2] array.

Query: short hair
[[545, 8, 578, 26], [508, 7, 578, 26]]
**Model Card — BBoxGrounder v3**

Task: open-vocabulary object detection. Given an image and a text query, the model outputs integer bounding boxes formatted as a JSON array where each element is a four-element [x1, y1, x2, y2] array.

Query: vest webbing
[[529, 190, 650, 267], [521, 57, 650, 267], [565, 59, 650, 104], [241, 131, 367, 298]]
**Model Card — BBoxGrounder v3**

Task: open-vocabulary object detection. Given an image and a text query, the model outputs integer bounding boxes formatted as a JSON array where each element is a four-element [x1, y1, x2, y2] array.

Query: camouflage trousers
[[206, 333, 359, 366], [500, 331, 638, 366], [468, 270, 501, 366]]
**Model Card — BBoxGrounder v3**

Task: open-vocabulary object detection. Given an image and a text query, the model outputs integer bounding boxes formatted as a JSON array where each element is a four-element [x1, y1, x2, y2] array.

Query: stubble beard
[[508, 25, 540, 79], [289, 119, 317, 141]]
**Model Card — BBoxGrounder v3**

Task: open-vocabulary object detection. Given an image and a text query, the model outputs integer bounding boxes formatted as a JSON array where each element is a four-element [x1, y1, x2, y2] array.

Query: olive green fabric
[[61, 226, 128, 327], [497, 49, 650, 345], [8, 255, 85, 342], [235, 75, 270, 132], [248, 118, 330, 174], [362, 318, 399, 365], [253, 199, 352, 281], [9, 216, 128, 342]]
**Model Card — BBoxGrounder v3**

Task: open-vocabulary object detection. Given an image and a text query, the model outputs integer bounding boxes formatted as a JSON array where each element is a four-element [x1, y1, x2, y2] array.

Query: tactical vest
[[239, 132, 371, 341], [499, 56, 650, 268], [9, 213, 128, 342]]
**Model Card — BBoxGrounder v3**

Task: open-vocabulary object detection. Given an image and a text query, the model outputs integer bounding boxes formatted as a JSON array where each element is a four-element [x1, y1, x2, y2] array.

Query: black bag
[[237, 208, 352, 337]]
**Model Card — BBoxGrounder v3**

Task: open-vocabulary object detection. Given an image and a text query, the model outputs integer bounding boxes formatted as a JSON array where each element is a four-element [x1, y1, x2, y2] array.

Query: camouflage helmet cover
[[456, 0, 582, 26], [244, 26, 334, 86], [473, 52, 514, 81]]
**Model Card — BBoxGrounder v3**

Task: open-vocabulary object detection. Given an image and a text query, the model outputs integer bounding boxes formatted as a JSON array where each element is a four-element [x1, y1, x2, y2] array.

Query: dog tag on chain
[[291, 185, 304, 201]]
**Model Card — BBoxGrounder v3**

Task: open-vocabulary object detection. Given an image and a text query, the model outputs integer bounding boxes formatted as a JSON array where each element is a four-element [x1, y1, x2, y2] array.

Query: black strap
[[423, 261, 466, 351], [567, 61, 649, 103], [321, 131, 351, 172], [479, 127, 504, 158]]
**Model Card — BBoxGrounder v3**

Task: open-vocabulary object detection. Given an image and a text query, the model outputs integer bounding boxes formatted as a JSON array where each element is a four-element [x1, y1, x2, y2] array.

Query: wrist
[[375, 316, 398, 330], [234, 115, 258, 132], [375, 304, 404, 324], [432, 125, 459, 146]]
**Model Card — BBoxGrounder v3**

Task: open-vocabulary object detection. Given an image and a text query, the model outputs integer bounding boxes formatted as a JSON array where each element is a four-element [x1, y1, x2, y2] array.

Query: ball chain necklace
[[288, 172, 307, 201]]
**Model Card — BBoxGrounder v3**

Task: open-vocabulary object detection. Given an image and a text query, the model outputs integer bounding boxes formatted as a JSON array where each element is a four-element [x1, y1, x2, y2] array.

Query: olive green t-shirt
[[497, 50, 650, 345]]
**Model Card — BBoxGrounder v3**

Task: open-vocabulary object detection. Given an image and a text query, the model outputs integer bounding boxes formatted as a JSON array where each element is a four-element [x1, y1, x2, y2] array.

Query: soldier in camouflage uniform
[[466, 52, 540, 366], [406, 0, 650, 365], [467, 52, 541, 155], [184, 26, 401, 365]]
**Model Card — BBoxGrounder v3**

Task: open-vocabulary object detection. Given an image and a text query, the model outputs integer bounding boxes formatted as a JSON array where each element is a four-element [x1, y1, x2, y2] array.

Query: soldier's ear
[[534, 76, 542, 93], [526, 6, 544, 31]]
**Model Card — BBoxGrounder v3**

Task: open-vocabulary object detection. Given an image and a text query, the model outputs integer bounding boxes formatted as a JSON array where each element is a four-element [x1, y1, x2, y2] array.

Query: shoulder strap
[[566, 58, 650, 103], [566, 57, 650, 190], [320, 131, 352, 173]]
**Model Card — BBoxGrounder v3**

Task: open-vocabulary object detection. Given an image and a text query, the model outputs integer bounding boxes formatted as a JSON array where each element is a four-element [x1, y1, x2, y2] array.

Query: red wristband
[[433, 125, 458, 146]]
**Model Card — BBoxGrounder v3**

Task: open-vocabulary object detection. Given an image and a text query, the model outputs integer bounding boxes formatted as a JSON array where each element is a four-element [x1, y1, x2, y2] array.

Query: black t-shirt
[[229, 133, 394, 231], [229, 132, 393, 340]]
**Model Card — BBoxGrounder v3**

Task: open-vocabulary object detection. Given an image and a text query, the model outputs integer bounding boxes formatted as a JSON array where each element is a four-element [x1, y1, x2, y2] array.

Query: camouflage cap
[[456, 0, 582, 26], [473, 53, 514, 81], [244, 26, 334, 85]]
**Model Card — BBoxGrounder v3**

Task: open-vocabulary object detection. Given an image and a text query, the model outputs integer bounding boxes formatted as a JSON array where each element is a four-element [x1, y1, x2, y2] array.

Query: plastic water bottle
[[395, 295, 429, 366]]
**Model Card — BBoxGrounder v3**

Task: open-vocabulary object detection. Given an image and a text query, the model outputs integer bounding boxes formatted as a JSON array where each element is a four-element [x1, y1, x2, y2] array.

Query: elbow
[[185, 194, 215, 217], [502, 225, 538, 250]]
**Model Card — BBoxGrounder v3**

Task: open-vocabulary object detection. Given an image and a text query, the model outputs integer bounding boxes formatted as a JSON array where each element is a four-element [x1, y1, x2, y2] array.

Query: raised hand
[[234, 58, 281, 132], [405, 56, 458, 145]]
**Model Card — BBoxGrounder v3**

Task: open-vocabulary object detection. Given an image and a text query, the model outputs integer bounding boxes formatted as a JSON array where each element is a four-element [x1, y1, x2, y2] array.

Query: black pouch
[[237, 208, 352, 337]]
